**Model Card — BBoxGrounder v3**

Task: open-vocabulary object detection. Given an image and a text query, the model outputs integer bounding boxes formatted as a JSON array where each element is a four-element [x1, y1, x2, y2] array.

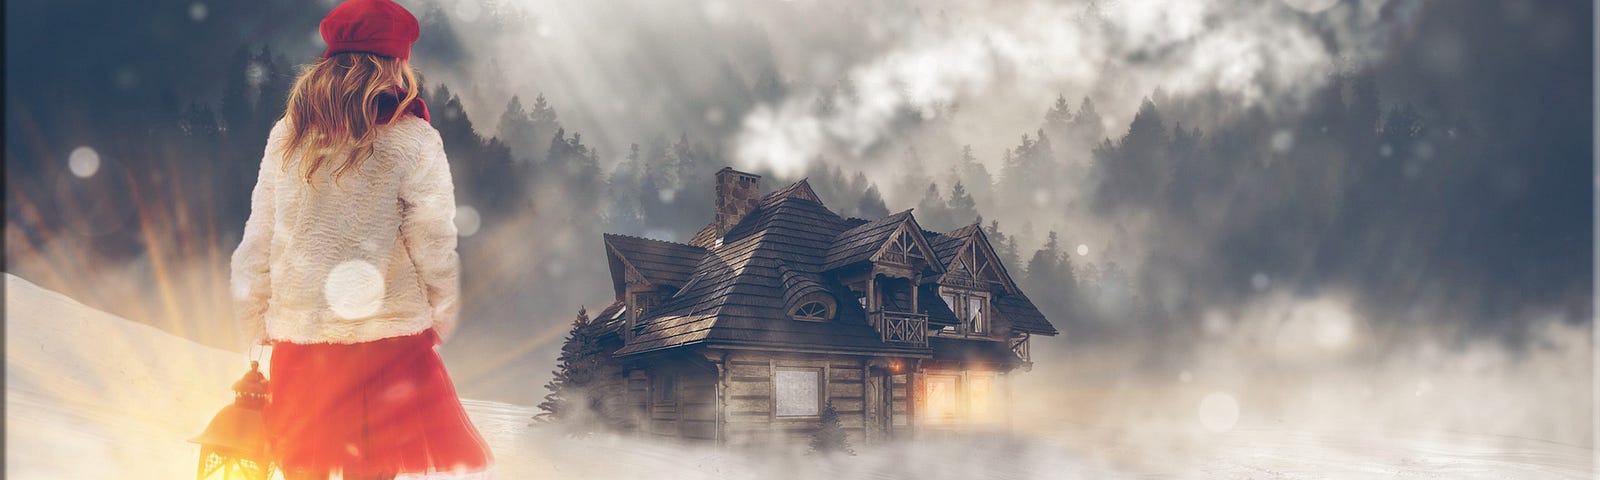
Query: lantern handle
[[249, 343, 266, 364]]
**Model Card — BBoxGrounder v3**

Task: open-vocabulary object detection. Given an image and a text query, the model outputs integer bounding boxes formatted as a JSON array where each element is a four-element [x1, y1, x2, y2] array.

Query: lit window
[[924, 375, 959, 423], [775, 369, 820, 417], [968, 374, 994, 421]]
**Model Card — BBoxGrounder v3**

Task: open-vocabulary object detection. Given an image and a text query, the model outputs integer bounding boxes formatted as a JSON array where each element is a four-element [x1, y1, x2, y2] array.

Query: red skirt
[[265, 328, 493, 477]]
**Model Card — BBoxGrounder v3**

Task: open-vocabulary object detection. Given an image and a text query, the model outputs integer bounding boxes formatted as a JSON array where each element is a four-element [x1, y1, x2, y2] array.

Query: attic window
[[790, 299, 834, 322]]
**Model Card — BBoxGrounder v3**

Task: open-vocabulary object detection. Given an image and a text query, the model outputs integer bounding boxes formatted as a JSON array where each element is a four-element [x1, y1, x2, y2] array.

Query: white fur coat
[[231, 116, 460, 346]]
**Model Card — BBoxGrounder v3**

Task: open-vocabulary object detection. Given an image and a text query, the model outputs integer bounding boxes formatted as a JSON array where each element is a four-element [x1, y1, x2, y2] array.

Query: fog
[[3, 0, 1592, 473]]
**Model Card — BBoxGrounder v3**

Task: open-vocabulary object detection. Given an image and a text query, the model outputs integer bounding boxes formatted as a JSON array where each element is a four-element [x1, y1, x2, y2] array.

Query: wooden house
[[588, 167, 1057, 446]]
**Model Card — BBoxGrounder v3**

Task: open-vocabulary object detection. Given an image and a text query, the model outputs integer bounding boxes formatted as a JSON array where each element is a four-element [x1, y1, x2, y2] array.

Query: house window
[[789, 292, 837, 322], [789, 298, 834, 322], [941, 293, 959, 332], [937, 288, 989, 335], [653, 373, 676, 404], [967, 374, 994, 420], [967, 296, 986, 335], [774, 368, 821, 417], [924, 374, 960, 423]]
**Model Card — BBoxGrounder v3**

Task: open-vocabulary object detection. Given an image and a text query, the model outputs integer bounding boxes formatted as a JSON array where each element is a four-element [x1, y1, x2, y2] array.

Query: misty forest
[[4, 0, 1593, 477]]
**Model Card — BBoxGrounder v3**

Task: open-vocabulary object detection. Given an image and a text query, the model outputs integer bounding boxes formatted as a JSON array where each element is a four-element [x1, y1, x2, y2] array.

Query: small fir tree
[[809, 401, 855, 455], [534, 307, 609, 427]]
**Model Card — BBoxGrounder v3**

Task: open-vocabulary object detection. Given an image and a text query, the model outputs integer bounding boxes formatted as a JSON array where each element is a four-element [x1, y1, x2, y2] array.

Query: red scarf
[[375, 92, 430, 124]]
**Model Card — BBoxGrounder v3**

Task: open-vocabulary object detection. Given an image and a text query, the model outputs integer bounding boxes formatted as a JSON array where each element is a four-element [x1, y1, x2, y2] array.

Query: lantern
[[189, 360, 275, 480]]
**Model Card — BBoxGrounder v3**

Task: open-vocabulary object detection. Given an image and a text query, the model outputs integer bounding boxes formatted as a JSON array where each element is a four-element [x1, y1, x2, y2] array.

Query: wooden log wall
[[720, 351, 885, 447]]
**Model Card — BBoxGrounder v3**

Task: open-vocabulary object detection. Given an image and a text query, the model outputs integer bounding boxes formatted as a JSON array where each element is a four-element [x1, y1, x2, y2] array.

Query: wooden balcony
[[1011, 334, 1031, 363], [871, 311, 929, 347]]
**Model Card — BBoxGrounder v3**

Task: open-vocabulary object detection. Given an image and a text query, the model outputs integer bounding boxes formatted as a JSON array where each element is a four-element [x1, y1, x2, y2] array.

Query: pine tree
[[947, 180, 978, 225], [1027, 231, 1062, 289], [917, 182, 951, 229], [1070, 96, 1104, 145], [856, 183, 890, 219], [534, 307, 611, 427], [1045, 94, 1073, 129], [497, 95, 534, 161], [953, 144, 994, 207], [809, 401, 855, 455]]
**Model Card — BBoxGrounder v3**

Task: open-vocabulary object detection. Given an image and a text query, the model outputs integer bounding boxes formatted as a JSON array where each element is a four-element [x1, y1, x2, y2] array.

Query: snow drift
[[5, 273, 1592, 479]]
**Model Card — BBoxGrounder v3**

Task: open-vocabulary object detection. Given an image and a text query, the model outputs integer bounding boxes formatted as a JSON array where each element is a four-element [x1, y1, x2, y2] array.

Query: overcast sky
[[4, 0, 1590, 418]]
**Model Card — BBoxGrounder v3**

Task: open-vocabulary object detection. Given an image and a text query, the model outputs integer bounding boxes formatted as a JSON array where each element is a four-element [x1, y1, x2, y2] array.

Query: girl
[[230, 0, 493, 478]]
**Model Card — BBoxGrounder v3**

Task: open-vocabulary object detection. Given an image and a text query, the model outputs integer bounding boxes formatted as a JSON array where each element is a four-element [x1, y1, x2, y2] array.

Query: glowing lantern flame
[[189, 360, 276, 480]]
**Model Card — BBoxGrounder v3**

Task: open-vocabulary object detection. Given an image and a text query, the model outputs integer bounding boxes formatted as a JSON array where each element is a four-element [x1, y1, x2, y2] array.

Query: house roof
[[603, 233, 707, 297], [778, 263, 831, 312], [925, 223, 980, 265], [994, 290, 1057, 335], [822, 210, 912, 270], [918, 285, 960, 327], [602, 177, 1057, 356]]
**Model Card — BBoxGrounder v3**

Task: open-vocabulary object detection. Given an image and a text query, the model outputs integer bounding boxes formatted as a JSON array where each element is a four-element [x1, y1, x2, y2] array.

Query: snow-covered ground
[[5, 273, 1593, 479]]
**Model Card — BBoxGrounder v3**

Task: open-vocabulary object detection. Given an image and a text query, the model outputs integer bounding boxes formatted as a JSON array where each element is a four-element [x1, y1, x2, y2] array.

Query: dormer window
[[938, 288, 988, 336], [967, 296, 987, 335], [789, 295, 836, 322], [940, 293, 959, 332]]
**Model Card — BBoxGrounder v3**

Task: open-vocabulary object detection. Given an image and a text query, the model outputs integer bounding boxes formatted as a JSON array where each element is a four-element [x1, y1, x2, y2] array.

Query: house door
[[864, 368, 892, 443]]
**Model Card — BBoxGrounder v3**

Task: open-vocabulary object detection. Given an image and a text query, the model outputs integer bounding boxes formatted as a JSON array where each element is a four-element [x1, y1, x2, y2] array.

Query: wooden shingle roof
[[615, 193, 929, 356], [603, 177, 1057, 356], [925, 223, 980, 265], [603, 233, 707, 297], [822, 210, 913, 270], [778, 263, 830, 311], [994, 290, 1057, 335], [918, 285, 960, 327]]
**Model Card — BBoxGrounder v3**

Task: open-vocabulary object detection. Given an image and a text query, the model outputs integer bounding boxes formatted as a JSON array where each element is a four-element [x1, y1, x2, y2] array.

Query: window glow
[[924, 375, 959, 423], [968, 375, 994, 421]]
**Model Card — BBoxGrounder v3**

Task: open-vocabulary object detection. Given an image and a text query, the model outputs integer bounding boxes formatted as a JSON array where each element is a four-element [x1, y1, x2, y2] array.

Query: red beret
[[320, 0, 420, 60]]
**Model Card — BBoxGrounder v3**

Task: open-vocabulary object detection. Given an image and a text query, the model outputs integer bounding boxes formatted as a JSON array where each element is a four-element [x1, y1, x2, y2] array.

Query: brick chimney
[[715, 167, 761, 238]]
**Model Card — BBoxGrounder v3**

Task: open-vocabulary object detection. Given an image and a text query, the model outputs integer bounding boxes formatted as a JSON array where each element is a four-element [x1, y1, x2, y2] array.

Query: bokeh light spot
[[1251, 272, 1270, 291], [455, 205, 481, 237], [68, 146, 101, 178], [324, 260, 385, 319], [188, 2, 207, 22], [1270, 129, 1294, 152]]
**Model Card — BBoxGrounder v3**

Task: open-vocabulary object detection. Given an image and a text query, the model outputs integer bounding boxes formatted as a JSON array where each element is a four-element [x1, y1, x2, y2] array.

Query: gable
[[869, 219, 945, 275], [939, 228, 1019, 293], [824, 211, 945, 274], [604, 234, 707, 299]]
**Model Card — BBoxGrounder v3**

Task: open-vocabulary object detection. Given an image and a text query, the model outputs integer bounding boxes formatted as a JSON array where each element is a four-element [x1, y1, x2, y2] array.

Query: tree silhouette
[[809, 401, 855, 455], [535, 307, 613, 428]]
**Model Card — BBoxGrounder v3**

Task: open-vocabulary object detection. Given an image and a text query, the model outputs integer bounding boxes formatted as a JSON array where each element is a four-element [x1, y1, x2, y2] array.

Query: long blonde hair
[[279, 52, 420, 184]]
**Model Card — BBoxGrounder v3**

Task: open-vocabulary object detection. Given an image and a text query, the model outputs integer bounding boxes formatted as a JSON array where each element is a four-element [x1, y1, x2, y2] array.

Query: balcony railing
[[872, 311, 929, 347], [1011, 334, 1031, 363]]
